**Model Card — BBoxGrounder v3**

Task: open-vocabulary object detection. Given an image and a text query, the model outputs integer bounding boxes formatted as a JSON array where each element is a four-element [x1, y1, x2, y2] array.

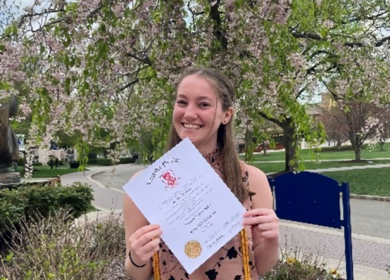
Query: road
[[92, 164, 390, 240]]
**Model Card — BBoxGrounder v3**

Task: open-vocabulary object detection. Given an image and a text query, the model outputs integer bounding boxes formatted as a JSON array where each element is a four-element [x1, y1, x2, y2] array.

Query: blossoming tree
[[1, 0, 390, 172]]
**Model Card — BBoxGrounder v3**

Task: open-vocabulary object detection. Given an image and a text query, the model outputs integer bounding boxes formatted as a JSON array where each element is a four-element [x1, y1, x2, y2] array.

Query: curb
[[280, 221, 390, 245], [350, 194, 390, 202], [88, 171, 125, 194]]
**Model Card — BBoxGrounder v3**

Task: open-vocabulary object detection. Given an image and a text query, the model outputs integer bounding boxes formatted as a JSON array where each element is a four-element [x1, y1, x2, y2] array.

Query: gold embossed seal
[[184, 240, 202, 258]]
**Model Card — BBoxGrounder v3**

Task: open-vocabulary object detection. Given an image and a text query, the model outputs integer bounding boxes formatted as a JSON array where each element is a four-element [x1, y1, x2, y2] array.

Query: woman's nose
[[183, 104, 197, 120]]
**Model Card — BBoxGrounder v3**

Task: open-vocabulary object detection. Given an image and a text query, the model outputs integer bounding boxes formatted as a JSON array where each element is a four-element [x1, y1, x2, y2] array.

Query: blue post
[[342, 182, 354, 280]]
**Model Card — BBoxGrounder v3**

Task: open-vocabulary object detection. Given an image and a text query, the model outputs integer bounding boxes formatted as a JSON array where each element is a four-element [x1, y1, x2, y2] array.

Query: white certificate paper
[[123, 138, 246, 274]]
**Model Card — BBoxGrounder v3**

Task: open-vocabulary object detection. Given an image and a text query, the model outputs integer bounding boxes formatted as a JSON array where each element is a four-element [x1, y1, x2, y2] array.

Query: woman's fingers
[[243, 208, 279, 239], [130, 224, 160, 242], [129, 224, 162, 263]]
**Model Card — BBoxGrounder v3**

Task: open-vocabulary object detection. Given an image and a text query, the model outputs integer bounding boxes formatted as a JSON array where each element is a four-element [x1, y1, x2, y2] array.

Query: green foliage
[[75, 140, 89, 172], [16, 157, 24, 167], [95, 158, 113, 166], [0, 183, 93, 235], [47, 156, 59, 169], [119, 157, 136, 164], [0, 209, 125, 280], [264, 248, 342, 280]]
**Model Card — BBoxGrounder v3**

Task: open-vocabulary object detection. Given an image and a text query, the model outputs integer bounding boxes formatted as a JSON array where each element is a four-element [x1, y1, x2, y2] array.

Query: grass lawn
[[251, 160, 390, 197], [320, 168, 390, 197], [248, 143, 390, 162], [17, 165, 81, 178], [252, 159, 390, 174]]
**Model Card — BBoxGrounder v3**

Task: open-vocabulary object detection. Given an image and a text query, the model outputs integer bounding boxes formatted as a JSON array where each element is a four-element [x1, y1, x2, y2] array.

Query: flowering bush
[[264, 248, 344, 280], [0, 209, 127, 280]]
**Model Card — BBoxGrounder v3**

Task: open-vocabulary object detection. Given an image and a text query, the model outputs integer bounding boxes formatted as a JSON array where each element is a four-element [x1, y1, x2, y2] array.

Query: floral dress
[[156, 149, 258, 280]]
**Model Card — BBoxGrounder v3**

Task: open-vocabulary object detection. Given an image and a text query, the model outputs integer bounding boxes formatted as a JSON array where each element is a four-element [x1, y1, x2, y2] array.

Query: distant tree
[[317, 106, 349, 149], [319, 100, 386, 160], [376, 104, 390, 151]]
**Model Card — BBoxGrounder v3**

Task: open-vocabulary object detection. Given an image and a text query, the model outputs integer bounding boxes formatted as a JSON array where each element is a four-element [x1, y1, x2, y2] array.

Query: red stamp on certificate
[[160, 169, 179, 189]]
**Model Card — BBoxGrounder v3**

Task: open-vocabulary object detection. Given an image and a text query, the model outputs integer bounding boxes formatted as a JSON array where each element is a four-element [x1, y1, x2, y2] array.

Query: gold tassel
[[153, 251, 161, 280], [153, 230, 250, 280], [240, 229, 251, 280]]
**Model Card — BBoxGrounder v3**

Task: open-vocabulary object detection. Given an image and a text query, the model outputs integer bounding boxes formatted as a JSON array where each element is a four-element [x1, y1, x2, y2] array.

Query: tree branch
[[118, 79, 139, 92], [258, 111, 283, 127], [126, 53, 152, 65], [291, 30, 390, 48]]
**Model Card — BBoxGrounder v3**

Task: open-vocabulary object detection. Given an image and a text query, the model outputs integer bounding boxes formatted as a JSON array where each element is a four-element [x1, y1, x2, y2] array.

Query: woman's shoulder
[[239, 161, 267, 180], [240, 161, 272, 209]]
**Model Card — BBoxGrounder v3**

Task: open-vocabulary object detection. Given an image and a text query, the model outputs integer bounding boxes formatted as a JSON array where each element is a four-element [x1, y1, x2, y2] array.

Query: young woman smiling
[[123, 67, 279, 280]]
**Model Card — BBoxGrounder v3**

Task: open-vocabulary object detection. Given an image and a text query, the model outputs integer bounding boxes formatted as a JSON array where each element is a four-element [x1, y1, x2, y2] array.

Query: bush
[[263, 248, 344, 280], [119, 157, 136, 164], [96, 158, 113, 166], [0, 209, 127, 280], [69, 161, 80, 169], [32, 162, 42, 166], [0, 183, 93, 236], [16, 157, 24, 167]]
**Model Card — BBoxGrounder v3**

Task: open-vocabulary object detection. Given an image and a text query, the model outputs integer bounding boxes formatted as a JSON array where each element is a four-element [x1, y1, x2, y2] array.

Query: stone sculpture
[[0, 97, 20, 184]]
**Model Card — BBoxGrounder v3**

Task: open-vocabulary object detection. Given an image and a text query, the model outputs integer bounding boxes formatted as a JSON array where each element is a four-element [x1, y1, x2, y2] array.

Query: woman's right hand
[[128, 224, 162, 265]]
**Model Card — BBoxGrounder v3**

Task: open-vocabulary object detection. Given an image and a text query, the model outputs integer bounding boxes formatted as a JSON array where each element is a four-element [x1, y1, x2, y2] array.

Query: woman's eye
[[176, 100, 186, 105], [199, 102, 210, 108]]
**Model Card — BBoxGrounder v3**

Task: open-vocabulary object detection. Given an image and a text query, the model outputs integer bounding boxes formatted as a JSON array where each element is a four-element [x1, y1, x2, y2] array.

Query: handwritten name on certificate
[[123, 138, 246, 274]]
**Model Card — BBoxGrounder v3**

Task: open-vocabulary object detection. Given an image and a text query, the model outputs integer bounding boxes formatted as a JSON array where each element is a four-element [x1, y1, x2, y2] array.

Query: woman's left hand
[[243, 208, 279, 239]]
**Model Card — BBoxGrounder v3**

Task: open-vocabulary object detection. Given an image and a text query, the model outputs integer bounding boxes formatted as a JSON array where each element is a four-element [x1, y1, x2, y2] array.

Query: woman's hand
[[243, 208, 279, 239], [128, 224, 162, 265]]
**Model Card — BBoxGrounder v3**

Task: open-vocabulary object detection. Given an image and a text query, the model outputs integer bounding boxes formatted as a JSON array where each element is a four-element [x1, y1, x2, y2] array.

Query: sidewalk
[[61, 165, 390, 280]]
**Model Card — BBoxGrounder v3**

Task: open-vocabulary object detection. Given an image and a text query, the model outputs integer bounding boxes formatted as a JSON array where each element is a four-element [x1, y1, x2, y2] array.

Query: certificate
[[123, 138, 246, 274]]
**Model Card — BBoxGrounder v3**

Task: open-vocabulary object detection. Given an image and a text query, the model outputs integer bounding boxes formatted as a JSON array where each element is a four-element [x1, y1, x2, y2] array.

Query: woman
[[123, 67, 279, 280]]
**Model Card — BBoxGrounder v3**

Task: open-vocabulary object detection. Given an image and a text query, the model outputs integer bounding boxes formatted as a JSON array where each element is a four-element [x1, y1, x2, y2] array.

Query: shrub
[[96, 158, 113, 166], [69, 161, 80, 169], [0, 183, 93, 236], [16, 157, 24, 167], [264, 247, 344, 280], [0, 209, 128, 280], [119, 157, 136, 164]]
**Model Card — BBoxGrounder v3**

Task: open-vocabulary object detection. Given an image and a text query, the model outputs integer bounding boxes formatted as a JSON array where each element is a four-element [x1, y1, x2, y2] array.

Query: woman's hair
[[166, 67, 250, 203]]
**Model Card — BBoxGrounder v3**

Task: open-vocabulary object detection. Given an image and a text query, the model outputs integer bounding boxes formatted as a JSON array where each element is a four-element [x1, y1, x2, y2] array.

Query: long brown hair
[[166, 67, 250, 203]]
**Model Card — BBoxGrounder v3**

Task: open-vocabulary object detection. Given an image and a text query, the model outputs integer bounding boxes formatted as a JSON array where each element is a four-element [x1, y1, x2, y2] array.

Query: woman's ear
[[223, 107, 234, 124]]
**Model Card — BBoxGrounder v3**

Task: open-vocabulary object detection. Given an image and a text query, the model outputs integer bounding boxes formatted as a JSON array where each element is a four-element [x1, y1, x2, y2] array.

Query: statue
[[0, 97, 21, 185]]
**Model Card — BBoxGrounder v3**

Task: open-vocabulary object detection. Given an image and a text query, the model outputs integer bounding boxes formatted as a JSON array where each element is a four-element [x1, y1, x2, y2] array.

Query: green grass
[[321, 168, 390, 197], [17, 166, 80, 178], [252, 160, 390, 174], [247, 143, 390, 162], [250, 159, 390, 197]]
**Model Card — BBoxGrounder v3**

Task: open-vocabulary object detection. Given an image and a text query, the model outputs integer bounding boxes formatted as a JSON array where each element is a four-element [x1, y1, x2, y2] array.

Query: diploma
[[123, 138, 246, 274]]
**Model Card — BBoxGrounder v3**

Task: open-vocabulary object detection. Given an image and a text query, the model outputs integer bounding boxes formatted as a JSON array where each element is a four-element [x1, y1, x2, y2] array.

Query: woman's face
[[173, 74, 232, 155]]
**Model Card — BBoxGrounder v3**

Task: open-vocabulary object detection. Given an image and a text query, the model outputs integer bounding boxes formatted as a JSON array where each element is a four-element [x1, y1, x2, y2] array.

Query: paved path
[[91, 164, 390, 240], [61, 164, 390, 279]]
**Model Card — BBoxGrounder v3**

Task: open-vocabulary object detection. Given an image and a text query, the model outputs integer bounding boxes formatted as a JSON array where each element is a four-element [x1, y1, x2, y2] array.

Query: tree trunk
[[349, 132, 361, 161], [354, 148, 361, 161], [262, 141, 267, 156], [336, 140, 342, 149], [283, 123, 297, 172], [379, 139, 385, 151]]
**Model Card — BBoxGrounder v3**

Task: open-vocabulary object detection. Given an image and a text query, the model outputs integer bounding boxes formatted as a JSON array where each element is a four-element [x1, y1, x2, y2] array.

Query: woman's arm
[[242, 165, 279, 276], [123, 172, 162, 280]]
